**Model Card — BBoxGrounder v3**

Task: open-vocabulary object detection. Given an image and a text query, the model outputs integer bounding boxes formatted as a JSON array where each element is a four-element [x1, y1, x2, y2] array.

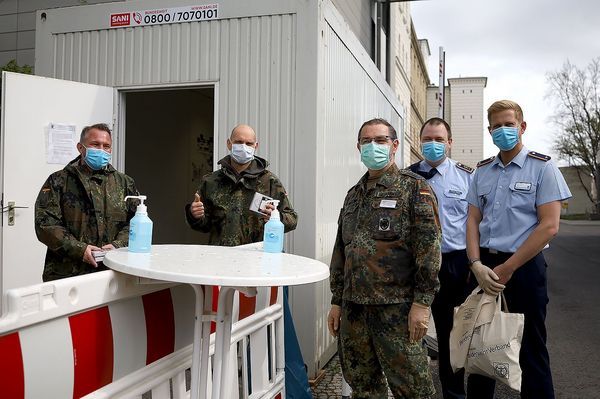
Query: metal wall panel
[[303, 2, 404, 371], [50, 14, 296, 251], [319, 19, 402, 263], [330, 0, 372, 57]]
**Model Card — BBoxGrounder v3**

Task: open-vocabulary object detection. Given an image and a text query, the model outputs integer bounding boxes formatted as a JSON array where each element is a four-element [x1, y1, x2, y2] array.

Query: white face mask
[[231, 143, 255, 164]]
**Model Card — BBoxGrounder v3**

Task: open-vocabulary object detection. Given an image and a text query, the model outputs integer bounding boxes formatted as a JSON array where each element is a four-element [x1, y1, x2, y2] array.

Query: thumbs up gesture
[[190, 192, 205, 219]]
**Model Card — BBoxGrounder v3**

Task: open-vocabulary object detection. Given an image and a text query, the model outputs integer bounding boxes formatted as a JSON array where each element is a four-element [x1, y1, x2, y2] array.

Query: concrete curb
[[560, 219, 600, 226]]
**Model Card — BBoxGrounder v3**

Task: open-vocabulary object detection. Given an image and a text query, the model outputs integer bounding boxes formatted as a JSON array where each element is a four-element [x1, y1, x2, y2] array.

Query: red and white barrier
[[0, 244, 284, 399]]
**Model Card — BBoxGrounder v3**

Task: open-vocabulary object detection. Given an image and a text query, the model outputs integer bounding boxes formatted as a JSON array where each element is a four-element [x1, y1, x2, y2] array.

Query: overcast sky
[[411, 0, 600, 161]]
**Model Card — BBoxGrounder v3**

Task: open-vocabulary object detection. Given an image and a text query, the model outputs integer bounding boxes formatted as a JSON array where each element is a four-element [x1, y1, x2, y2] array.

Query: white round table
[[104, 245, 329, 399]]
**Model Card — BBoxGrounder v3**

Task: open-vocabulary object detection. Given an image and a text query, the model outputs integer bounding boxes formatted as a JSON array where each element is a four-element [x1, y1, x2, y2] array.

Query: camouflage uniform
[[35, 157, 139, 281], [185, 155, 297, 246], [330, 164, 441, 398]]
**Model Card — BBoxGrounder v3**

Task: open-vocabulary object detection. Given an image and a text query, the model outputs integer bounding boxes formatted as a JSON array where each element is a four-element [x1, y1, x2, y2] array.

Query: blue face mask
[[231, 143, 255, 164], [421, 141, 446, 162], [492, 127, 519, 151], [84, 146, 111, 170], [360, 142, 390, 170]]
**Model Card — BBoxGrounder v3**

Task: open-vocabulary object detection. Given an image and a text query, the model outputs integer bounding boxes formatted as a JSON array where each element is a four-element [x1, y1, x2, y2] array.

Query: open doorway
[[124, 87, 214, 245]]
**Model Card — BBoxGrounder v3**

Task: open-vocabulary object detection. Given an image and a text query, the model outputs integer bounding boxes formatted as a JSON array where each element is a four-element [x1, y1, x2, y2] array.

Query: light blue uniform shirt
[[466, 147, 572, 253], [418, 158, 473, 253]]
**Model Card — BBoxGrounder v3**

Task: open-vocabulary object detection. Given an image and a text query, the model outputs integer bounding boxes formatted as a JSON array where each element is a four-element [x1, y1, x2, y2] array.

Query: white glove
[[408, 302, 430, 342], [470, 261, 505, 295]]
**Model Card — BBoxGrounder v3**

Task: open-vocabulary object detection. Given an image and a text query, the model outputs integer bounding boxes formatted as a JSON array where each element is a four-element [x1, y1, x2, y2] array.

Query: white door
[[0, 72, 115, 312]]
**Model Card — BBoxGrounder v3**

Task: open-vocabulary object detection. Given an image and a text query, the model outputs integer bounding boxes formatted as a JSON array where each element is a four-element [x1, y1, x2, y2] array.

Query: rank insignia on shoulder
[[527, 151, 551, 161], [456, 162, 474, 174], [477, 156, 495, 167]]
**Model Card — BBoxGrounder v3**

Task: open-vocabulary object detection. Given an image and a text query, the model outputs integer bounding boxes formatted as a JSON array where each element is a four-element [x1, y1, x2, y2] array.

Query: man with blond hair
[[465, 100, 571, 398]]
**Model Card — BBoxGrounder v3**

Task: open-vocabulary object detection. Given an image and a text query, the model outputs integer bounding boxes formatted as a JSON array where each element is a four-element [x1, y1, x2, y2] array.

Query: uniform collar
[[491, 146, 528, 169], [218, 155, 268, 185], [420, 157, 449, 176], [359, 163, 399, 189]]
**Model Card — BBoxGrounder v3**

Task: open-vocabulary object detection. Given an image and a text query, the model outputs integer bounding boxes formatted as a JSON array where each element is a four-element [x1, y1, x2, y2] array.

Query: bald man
[[185, 124, 297, 246]]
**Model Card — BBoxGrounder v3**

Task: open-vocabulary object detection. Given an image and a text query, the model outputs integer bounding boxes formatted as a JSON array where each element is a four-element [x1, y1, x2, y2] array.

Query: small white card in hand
[[92, 250, 106, 262], [249, 192, 273, 216]]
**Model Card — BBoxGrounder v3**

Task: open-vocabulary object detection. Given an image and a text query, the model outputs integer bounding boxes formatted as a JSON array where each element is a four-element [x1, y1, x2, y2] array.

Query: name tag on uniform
[[514, 182, 532, 191], [379, 199, 397, 208]]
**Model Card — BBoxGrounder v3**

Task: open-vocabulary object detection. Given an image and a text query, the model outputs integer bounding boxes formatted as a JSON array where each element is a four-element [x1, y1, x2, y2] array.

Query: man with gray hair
[[35, 123, 140, 281]]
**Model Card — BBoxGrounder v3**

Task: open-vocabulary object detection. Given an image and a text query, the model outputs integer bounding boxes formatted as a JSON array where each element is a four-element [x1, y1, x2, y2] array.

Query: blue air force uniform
[[465, 147, 571, 398], [409, 157, 473, 399]]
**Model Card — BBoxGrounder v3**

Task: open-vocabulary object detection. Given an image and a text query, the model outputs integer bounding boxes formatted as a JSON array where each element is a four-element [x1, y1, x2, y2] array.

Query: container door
[[0, 72, 115, 312]]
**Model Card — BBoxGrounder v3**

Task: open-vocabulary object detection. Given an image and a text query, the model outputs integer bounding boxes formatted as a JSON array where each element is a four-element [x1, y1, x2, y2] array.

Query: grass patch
[[560, 213, 591, 220]]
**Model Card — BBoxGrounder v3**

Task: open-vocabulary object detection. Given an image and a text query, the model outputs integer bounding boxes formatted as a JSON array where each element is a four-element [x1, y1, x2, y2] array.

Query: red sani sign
[[110, 13, 131, 27]]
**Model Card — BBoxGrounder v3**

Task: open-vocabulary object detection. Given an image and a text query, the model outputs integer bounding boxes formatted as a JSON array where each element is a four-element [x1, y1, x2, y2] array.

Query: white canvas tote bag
[[465, 293, 524, 391]]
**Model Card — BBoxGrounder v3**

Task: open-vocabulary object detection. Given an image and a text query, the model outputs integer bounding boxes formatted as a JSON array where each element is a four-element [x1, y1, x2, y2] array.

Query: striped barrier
[[0, 266, 284, 398]]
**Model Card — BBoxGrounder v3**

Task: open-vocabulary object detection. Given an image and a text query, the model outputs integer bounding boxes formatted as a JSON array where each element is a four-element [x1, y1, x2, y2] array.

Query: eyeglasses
[[359, 136, 391, 146]]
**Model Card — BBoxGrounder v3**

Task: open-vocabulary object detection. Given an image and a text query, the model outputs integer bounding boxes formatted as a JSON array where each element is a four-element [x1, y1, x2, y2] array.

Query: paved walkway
[[310, 354, 519, 399]]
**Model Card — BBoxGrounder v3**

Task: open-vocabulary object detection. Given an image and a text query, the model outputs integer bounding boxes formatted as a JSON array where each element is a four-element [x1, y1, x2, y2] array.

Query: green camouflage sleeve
[[269, 176, 298, 233], [112, 175, 140, 248], [35, 175, 87, 261], [410, 179, 441, 306], [185, 179, 211, 232], [329, 209, 345, 306]]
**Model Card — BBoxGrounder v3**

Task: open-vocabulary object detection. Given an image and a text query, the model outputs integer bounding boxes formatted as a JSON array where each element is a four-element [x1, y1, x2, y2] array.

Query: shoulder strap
[[476, 156, 495, 167], [456, 162, 474, 174], [527, 151, 551, 162]]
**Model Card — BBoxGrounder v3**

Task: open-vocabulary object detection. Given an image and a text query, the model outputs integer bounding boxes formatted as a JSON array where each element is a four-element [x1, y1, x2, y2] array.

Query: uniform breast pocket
[[106, 201, 129, 223], [341, 202, 359, 244], [444, 187, 468, 216], [476, 184, 493, 209], [371, 200, 402, 240], [509, 181, 537, 211]]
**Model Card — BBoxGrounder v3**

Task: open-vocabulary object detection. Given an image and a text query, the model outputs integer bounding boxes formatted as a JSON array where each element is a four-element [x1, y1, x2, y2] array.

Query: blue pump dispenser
[[125, 195, 153, 253], [263, 200, 284, 253]]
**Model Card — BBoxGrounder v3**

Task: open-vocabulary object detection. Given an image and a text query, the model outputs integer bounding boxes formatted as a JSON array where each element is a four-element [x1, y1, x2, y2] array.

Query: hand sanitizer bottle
[[125, 195, 153, 253], [263, 200, 284, 253]]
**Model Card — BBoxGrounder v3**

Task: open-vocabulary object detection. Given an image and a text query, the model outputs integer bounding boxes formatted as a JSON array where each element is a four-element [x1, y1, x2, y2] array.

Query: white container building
[[1, 0, 404, 377]]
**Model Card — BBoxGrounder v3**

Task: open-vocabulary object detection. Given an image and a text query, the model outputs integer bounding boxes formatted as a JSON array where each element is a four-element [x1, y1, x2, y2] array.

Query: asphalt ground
[[311, 220, 600, 398], [545, 221, 600, 398]]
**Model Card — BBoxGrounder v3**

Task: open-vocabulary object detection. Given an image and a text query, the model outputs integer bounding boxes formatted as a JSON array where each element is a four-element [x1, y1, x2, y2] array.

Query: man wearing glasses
[[327, 118, 441, 398]]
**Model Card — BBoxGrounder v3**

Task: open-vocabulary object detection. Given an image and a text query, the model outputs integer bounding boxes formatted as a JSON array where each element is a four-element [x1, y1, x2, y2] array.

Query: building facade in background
[[559, 166, 596, 215], [388, 1, 412, 165], [408, 24, 429, 164], [427, 77, 487, 168]]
